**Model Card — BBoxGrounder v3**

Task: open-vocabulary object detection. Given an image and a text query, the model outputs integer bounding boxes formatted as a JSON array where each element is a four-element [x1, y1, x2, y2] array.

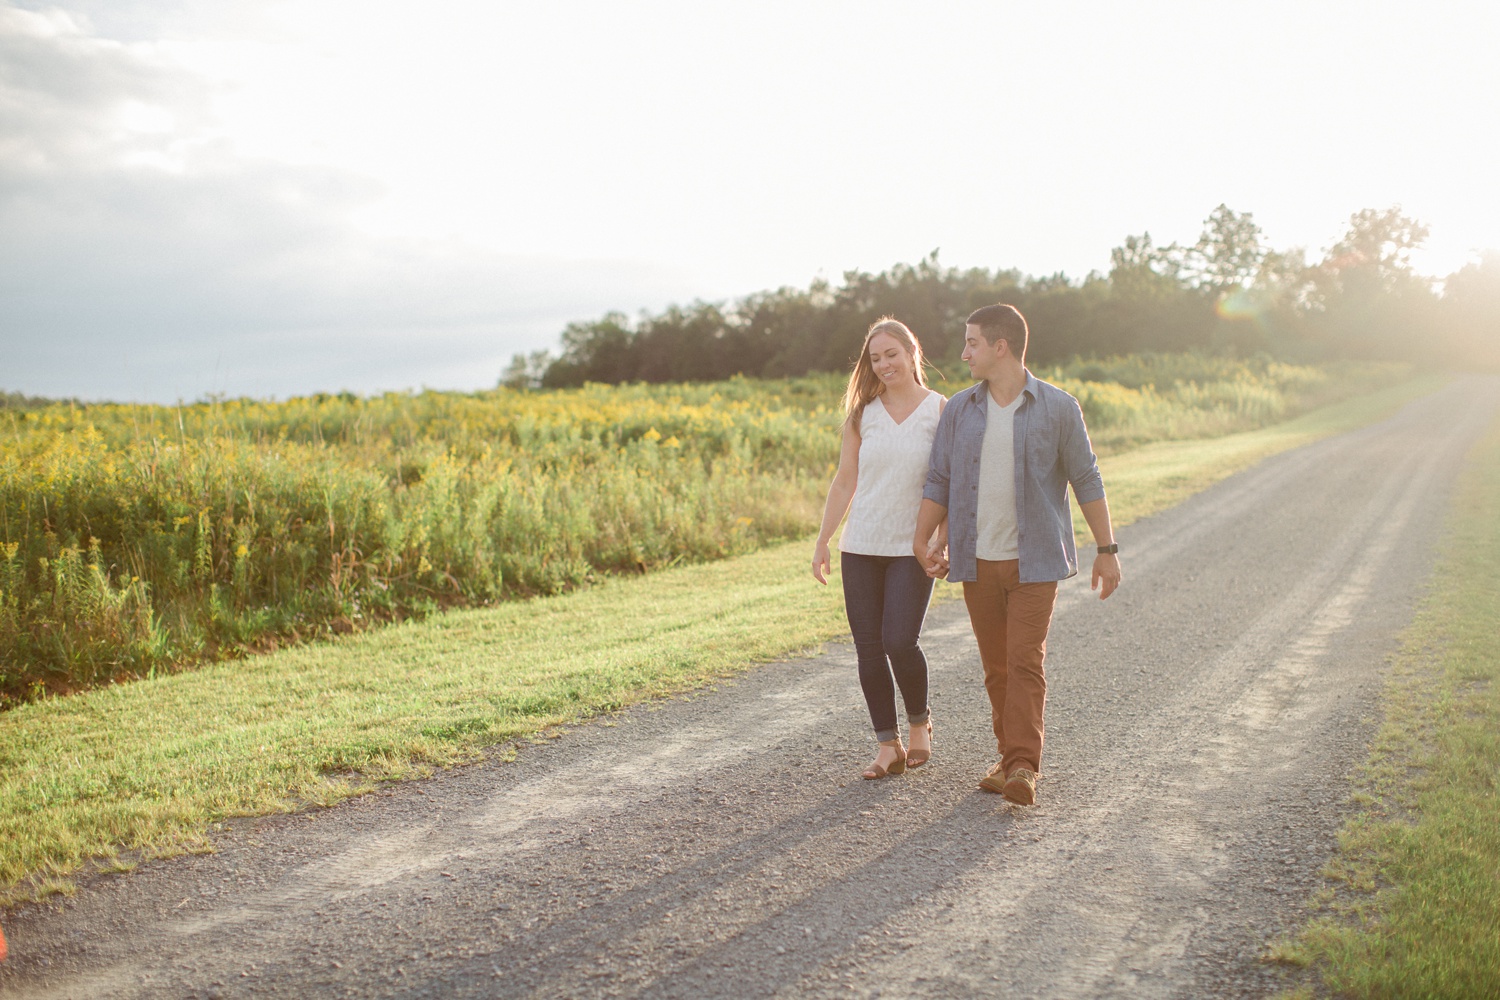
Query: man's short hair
[[966, 304, 1029, 360]]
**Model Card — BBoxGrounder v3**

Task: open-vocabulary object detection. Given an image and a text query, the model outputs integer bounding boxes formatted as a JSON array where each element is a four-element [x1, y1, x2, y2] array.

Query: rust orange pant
[[962, 558, 1059, 777]]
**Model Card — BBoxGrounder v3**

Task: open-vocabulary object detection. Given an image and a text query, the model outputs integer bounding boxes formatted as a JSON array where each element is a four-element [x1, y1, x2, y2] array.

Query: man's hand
[[912, 499, 948, 579], [1091, 552, 1121, 599], [919, 540, 949, 579]]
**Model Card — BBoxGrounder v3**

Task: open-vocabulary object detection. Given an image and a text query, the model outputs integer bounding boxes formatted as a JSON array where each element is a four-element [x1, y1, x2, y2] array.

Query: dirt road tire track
[[4, 376, 1497, 999]]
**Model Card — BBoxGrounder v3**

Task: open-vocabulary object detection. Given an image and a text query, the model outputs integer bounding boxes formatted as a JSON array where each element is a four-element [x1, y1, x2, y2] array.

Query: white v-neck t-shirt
[[841, 390, 944, 557], [975, 390, 1023, 560]]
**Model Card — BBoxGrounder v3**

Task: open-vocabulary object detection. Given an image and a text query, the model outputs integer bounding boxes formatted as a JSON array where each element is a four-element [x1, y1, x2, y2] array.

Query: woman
[[812, 318, 945, 779]]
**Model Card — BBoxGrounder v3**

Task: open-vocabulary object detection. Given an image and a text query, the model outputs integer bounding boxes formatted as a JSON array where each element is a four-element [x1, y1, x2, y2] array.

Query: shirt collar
[[971, 369, 1037, 404]]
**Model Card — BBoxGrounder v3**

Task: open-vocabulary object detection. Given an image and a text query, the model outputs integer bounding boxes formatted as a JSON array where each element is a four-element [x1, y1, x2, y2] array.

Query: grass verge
[[0, 374, 1444, 904], [1077, 372, 1445, 538], [1269, 401, 1500, 997]]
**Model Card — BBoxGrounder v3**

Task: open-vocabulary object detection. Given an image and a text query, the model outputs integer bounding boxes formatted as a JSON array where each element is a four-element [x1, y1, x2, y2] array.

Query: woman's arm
[[812, 420, 861, 584]]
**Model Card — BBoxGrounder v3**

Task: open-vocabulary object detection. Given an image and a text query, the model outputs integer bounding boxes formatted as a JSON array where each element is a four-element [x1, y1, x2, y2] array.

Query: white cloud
[[0, 3, 698, 402]]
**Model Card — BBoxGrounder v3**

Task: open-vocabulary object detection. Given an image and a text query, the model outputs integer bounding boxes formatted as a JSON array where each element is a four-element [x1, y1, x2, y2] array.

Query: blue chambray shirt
[[923, 372, 1106, 583]]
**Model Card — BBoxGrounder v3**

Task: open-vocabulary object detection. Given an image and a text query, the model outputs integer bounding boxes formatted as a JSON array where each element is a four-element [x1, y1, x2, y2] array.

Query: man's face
[[962, 323, 1004, 379]]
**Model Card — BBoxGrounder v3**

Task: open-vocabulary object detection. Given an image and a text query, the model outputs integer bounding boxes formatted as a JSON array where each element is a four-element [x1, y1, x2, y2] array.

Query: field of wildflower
[[0, 355, 1405, 706]]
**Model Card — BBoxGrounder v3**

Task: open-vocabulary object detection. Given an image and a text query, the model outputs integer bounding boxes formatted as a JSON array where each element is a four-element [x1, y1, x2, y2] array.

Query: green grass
[[0, 375, 1443, 903], [1269, 400, 1500, 997], [0, 545, 849, 898]]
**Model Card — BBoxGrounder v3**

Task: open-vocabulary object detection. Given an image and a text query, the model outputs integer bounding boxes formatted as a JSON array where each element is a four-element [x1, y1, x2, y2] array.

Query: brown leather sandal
[[906, 720, 934, 768], [861, 740, 907, 780]]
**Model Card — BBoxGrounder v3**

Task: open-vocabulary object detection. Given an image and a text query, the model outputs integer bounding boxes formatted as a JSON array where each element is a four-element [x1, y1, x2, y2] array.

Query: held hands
[[1091, 552, 1122, 600], [812, 540, 832, 585], [917, 540, 949, 580]]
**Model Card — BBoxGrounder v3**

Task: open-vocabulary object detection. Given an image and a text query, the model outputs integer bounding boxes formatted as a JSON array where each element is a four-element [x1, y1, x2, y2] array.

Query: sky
[[2, 1, 1498, 403]]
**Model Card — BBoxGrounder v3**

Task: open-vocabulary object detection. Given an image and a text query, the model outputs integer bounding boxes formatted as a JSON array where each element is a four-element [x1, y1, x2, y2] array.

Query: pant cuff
[[907, 709, 930, 727], [874, 727, 900, 743]]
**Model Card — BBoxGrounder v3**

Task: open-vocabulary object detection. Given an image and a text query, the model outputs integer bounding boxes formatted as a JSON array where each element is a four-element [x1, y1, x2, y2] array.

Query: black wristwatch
[[1097, 543, 1119, 555]]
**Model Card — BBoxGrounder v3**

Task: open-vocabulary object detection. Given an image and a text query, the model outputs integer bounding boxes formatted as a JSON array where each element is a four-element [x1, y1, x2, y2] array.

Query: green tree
[[1105, 233, 1212, 353], [1312, 207, 1437, 359], [542, 312, 636, 387], [1187, 204, 1266, 295], [1441, 252, 1500, 368], [534, 205, 1470, 386], [1108, 233, 1179, 299], [1326, 207, 1431, 290], [500, 350, 554, 390]]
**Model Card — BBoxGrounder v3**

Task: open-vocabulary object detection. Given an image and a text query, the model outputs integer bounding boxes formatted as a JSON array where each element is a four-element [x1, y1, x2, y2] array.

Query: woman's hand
[[812, 540, 833, 584], [918, 520, 949, 579], [920, 539, 949, 580]]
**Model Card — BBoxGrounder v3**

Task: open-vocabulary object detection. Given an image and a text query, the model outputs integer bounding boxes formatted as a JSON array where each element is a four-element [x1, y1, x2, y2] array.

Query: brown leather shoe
[[976, 761, 1007, 794], [1002, 768, 1037, 805]]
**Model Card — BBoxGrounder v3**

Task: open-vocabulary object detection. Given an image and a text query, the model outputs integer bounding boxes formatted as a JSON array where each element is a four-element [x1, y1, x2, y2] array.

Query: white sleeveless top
[[841, 390, 944, 557]]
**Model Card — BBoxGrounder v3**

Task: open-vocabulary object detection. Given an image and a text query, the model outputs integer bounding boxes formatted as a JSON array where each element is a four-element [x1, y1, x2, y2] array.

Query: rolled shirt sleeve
[[1060, 394, 1105, 506], [922, 400, 956, 509]]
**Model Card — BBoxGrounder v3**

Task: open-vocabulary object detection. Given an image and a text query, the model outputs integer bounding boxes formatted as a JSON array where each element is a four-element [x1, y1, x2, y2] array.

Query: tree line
[[505, 206, 1499, 389]]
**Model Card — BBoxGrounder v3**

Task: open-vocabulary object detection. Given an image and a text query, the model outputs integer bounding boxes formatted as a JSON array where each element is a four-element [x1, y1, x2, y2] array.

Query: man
[[913, 303, 1121, 805]]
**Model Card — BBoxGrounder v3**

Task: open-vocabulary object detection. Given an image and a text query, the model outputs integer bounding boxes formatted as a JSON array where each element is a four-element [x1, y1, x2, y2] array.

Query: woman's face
[[867, 332, 914, 386]]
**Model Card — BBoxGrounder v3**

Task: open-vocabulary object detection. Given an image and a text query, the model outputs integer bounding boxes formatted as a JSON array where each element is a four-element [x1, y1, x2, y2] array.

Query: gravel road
[[4, 376, 1498, 1000]]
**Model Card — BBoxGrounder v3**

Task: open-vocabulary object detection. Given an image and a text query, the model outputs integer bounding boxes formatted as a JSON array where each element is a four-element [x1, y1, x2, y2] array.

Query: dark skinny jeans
[[840, 551, 934, 742]]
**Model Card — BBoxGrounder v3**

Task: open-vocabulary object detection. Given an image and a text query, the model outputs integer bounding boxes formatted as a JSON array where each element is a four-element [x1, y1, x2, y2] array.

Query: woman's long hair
[[842, 317, 929, 428]]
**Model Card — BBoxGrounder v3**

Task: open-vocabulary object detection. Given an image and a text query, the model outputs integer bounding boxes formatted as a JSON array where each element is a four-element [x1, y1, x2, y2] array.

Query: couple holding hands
[[812, 304, 1122, 805]]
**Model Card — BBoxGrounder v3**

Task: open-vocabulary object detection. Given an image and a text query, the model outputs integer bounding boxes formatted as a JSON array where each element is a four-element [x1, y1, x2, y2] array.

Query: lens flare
[[1215, 289, 1262, 321]]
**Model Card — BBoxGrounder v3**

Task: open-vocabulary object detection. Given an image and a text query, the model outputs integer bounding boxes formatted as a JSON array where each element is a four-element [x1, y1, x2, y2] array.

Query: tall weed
[[0, 359, 1405, 704]]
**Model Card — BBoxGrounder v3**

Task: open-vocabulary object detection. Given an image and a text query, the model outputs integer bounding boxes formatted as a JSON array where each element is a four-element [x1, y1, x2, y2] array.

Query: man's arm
[[1059, 396, 1105, 506], [1079, 496, 1121, 599], [1057, 392, 1118, 598], [922, 400, 955, 508], [915, 398, 958, 578]]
